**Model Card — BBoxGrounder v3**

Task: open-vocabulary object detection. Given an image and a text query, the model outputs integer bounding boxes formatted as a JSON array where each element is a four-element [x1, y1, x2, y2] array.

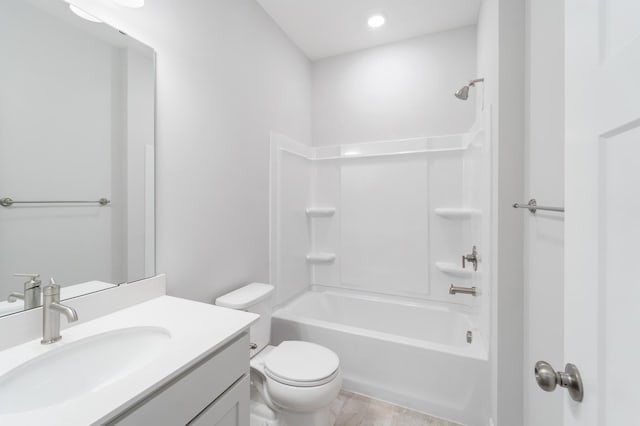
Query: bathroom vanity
[[107, 299, 256, 426], [0, 277, 258, 426]]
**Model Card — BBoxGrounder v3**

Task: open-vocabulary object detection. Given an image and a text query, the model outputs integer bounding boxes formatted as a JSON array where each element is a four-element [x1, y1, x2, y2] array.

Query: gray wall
[[311, 26, 477, 146], [523, 0, 564, 424], [68, 0, 313, 302]]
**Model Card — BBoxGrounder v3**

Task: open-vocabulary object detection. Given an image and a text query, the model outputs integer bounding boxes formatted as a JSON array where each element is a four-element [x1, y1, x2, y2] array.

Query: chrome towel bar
[[512, 198, 564, 214], [0, 197, 110, 207]]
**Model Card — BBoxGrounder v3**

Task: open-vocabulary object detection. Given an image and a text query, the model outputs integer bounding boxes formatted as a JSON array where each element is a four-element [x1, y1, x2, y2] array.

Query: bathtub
[[271, 288, 489, 426]]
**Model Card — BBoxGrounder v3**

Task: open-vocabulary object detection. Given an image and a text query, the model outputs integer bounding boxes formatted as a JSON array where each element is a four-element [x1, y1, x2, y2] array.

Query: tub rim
[[273, 288, 489, 361]]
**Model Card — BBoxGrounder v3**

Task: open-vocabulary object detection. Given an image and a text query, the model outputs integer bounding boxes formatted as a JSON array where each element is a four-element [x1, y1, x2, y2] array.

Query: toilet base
[[276, 409, 331, 426], [249, 403, 331, 426], [250, 383, 333, 426], [250, 389, 278, 426], [250, 411, 278, 426]]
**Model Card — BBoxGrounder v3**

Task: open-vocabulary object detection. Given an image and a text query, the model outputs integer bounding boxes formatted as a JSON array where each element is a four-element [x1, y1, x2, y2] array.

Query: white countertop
[[0, 296, 258, 425]]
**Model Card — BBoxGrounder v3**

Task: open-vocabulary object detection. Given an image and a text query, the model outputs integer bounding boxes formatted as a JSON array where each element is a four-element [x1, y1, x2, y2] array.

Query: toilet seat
[[264, 341, 340, 388]]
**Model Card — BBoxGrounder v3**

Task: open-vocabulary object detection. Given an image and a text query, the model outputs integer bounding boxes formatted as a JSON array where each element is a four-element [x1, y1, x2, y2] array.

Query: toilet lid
[[264, 341, 340, 387]]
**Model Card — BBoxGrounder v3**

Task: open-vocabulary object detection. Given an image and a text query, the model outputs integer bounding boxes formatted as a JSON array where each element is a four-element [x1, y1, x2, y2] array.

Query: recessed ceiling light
[[112, 0, 144, 8], [69, 4, 102, 22], [367, 14, 386, 28]]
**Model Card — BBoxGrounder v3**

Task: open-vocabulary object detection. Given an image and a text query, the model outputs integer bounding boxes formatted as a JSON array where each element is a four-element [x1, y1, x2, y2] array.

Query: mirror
[[0, 0, 155, 317]]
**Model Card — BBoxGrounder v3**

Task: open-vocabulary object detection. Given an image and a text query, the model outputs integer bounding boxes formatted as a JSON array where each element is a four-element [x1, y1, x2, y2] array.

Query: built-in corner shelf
[[434, 208, 481, 220], [306, 207, 336, 217], [306, 253, 336, 264], [435, 261, 476, 278]]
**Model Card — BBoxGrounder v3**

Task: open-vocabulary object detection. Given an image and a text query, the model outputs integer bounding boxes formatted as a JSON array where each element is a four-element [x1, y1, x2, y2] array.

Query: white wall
[[311, 26, 477, 146], [476, 0, 526, 424], [109, 44, 155, 286], [65, 0, 313, 302], [125, 49, 156, 281], [478, 2, 560, 425], [523, 0, 564, 425]]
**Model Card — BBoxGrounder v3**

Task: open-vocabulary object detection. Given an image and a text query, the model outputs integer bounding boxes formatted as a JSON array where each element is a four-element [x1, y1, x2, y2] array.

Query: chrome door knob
[[534, 361, 559, 391], [534, 361, 584, 402]]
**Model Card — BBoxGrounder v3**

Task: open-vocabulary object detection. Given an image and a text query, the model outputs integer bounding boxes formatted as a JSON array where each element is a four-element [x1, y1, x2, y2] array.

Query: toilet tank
[[215, 283, 274, 357]]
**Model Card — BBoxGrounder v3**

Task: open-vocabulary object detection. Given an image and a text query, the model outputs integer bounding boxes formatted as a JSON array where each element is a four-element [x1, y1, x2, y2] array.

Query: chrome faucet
[[8, 273, 42, 309], [41, 279, 78, 344], [462, 246, 479, 271]]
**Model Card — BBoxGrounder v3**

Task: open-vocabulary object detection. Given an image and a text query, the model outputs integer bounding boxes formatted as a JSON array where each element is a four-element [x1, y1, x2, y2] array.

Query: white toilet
[[216, 283, 342, 426]]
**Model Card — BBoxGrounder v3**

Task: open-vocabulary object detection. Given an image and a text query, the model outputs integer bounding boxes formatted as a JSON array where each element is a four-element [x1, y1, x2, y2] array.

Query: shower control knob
[[249, 343, 258, 350], [534, 361, 584, 402], [462, 245, 479, 271]]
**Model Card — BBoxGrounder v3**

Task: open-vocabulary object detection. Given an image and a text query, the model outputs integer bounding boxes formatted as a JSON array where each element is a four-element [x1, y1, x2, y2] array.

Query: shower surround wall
[[271, 123, 488, 309]]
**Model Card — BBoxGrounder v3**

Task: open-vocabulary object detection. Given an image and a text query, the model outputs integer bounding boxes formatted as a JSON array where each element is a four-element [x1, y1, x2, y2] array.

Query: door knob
[[534, 361, 584, 402]]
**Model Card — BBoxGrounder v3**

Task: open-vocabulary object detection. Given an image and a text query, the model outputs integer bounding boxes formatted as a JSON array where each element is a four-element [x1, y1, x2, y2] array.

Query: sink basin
[[0, 326, 171, 414]]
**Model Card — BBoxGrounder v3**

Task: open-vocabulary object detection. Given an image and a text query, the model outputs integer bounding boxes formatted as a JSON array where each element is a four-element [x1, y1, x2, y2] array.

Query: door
[[565, 0, 640, 424]]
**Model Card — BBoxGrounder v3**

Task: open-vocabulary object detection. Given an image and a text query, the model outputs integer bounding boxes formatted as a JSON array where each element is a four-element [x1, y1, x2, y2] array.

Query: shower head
[[454, 78, 484, 100], [454, 85, 470, 100]]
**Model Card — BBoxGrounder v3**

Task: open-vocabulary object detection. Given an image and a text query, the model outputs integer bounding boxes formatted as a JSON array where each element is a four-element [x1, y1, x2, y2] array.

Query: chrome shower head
[[455, 85, 470, 100], [454, 78, 484, 100]]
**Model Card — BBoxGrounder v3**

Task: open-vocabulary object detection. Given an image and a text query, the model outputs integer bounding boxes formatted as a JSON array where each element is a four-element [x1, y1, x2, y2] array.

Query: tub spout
[[449, 285, 478, 296]]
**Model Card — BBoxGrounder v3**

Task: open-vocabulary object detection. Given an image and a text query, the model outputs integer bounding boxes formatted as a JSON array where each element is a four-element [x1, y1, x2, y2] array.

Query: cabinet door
[[189, 375, 249, 426], [110, 333, 249, 426]]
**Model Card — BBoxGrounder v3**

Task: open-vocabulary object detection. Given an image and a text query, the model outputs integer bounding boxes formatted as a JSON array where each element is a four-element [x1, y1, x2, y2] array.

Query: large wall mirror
[[0, 0, 155, 317]]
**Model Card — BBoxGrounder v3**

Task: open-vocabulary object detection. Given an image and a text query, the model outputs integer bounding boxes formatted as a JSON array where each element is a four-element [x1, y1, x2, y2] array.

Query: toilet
[[216, 283, 342, 426]]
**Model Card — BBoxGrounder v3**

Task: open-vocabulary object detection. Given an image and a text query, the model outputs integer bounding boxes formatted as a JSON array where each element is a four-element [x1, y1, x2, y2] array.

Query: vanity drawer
[[112, 332, 249, 426]]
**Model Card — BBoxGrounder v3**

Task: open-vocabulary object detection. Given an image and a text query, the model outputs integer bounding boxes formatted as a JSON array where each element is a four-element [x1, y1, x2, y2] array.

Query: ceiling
[[256, 0, 482, 60]]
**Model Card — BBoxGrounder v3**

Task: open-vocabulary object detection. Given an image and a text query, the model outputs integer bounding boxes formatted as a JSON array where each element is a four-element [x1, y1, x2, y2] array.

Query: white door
[[564, 0, 640, 424]]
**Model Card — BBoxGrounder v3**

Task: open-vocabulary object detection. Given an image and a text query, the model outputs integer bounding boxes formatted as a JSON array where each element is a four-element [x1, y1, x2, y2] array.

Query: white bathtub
[[271, 288, 489, 426]]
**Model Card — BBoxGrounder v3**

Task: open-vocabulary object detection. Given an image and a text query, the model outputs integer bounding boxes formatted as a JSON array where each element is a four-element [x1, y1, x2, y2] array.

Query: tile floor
[[331, 391, 463, 426]]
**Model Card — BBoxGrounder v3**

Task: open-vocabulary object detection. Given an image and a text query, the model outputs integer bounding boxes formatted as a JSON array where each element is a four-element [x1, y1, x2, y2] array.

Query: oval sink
[[0, 326, 171, 414]]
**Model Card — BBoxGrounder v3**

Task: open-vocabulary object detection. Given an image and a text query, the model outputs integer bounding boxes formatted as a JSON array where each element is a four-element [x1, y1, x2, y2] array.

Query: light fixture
[[367, 14, 386, 28], [112, 0, 144, 8], [69, 4, 102, 22]]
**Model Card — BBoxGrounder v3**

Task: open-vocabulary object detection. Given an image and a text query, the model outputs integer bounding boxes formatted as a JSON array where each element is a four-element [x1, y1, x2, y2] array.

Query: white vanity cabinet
[[0, 294, 258, 426], [110, 332, 250, 426], [189, 375, 249, 425]]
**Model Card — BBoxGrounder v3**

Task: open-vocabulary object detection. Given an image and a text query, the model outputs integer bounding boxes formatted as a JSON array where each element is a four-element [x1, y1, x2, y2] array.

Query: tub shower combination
[[269, 121, 490, 425]]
